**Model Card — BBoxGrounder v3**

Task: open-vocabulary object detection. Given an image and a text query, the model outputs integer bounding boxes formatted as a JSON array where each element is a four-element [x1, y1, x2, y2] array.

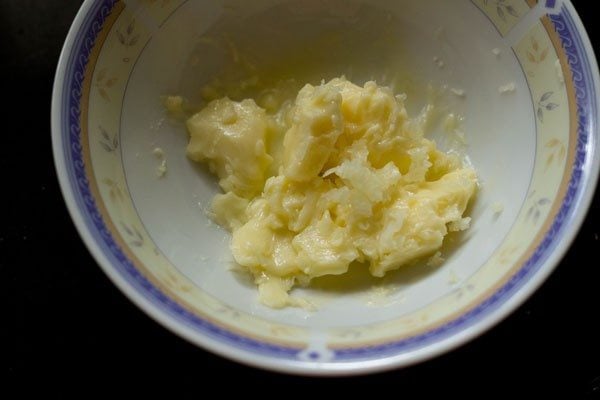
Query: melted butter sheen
[[186, 77, 477, 308]]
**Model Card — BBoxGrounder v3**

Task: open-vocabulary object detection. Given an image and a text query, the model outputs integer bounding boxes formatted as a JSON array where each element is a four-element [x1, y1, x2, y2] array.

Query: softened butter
[[186, 77, 477, 308]]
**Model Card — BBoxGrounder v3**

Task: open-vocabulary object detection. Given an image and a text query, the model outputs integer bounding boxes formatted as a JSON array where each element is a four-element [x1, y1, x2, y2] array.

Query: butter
[[427, 251, 445, 268], [153, 147, 167, 178], [450, 88, 466, 98], [186, 98, 273, 198], [491, 201, 504, 216], [186, 77, 478, 308], [498, 82, 516, 94], [164, 96, 184, 114]]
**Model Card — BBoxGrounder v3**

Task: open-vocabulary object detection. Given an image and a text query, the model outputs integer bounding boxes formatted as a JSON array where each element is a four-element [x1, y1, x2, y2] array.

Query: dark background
[[1, 0, 598, 396]]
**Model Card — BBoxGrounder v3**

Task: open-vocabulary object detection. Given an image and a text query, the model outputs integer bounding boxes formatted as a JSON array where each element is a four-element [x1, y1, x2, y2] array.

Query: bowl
[[52, 0, 599, 375]]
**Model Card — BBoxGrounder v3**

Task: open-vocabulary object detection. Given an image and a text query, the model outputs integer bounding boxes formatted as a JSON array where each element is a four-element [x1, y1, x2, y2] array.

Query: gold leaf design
[[163, 268, 193, 293], [94, 69, 118, 102], [498, 245, 520, 265], [544, 138, 567, 170], [526, 36, 550, 65], [453, 283, 475, 300], [98, 88, 110, 102], [215, 304, 241, 319], [270, 326, 294, 337], [105, 77, 118, 88], [559, 146, 566, 160], [96, 68, 107, 83], [102, 178, 125, 203]]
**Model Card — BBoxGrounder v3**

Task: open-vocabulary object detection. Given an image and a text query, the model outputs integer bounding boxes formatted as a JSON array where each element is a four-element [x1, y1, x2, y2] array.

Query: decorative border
[[333, 3, 593, 360], [550, 9, 595, 178], [58, 1, 595, 364], [62, 0, 301, 360], [471, 0, 536, 37]]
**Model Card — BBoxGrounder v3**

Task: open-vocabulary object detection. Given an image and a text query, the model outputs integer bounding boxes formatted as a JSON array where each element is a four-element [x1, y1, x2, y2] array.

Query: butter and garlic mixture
[[186, 77, 477, 308]]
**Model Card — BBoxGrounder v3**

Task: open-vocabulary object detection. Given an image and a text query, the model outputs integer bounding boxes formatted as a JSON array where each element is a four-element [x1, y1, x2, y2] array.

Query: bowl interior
[[121, 0, 535, 325], [60, 0, 595, 371]]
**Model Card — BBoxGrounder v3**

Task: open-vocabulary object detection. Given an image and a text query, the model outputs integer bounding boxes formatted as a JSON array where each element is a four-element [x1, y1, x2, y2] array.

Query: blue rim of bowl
[[54, 0, 599, 371]]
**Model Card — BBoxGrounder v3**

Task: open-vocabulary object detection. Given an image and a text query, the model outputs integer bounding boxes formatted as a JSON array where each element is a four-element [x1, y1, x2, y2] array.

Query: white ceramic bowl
[[52, 0, 599, 375]]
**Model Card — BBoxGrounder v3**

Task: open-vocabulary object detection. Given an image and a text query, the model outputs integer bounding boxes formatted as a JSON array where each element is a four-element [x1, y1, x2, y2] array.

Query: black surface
[[1, 0, 599, 395]]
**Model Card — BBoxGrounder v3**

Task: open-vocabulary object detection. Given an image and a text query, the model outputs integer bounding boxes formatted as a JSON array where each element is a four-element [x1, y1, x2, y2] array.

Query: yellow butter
[[186, 98, 273, 198], [186, 77, 477, 308]]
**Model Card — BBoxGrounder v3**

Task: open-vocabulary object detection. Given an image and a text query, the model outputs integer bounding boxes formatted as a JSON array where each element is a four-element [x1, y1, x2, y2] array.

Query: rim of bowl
[[51, 0, 600, 376]]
